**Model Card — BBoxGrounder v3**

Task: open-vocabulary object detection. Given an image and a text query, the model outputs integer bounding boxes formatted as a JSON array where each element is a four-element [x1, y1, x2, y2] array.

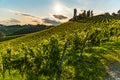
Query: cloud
[[9, 9, 41, 19], [1, 9, 64, 25], [10, 18, 20, 23], [93, 10, 104, 15], [0, 18, 20, 25], [51, 1, 72, 18], [53, 15, 68, 20], [8, 10, 48, 25], [12, 10, 64, 25], [15, 13, 41, 19], [9, 9, 21, 13], [43, 18, 61, 25], [32, 20, 39, 23]]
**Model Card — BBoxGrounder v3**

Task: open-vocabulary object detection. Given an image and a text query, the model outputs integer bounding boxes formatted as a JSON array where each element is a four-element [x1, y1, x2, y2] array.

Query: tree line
[[70, 8, 120, 21], [70, 8, 93, 21]]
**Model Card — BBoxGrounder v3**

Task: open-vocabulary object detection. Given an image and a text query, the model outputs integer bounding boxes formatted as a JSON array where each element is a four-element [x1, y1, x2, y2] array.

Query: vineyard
[[0, 15, 120, 80]]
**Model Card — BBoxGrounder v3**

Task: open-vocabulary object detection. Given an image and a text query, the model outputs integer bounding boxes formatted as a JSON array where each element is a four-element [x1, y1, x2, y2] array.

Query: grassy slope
[[0, 15, 120, 50], [0, 22, 90, 51], [0, 15, 120, 79]]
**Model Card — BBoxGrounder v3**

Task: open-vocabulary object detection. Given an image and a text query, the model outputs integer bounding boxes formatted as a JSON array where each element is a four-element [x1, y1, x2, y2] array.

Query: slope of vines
[[0, 15, 120, 51], [0, 15, 120, 80]]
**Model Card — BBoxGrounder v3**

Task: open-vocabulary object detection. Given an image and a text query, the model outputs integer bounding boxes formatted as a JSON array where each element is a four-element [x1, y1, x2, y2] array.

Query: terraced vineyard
[[0, 15, 120, 80], [79, 15, 120, 24]]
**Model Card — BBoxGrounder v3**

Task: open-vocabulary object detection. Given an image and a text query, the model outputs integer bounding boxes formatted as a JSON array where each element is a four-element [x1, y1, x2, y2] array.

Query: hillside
[[0, 15, 120, 50], [0, 24, 49, 36], [12, 25, 52, 35], [78, 14, 120, 24], [0, 15, 120, 80]]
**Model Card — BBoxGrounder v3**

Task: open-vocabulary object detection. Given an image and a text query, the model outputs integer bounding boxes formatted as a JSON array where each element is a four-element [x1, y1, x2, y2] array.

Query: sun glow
[[54, 4, 62, 13]]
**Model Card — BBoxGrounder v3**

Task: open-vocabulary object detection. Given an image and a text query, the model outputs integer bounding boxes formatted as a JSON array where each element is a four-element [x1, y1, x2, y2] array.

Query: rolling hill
[[0, 24, 51, 36], [0, 15, 120, 50], [0, 15, 120, 80]]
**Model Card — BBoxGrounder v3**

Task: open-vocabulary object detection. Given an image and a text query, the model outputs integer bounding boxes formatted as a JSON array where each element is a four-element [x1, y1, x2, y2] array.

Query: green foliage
[[0, 24, 49, 36], [0, 15, 120, 80]]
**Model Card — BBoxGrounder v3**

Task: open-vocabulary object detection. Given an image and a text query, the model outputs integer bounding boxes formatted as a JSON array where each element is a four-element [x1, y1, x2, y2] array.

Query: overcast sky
[[0, 0, 120, 25]]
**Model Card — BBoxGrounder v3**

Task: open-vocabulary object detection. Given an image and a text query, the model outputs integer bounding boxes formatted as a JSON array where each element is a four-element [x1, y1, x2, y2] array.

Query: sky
[[0, 0, 120, 25]]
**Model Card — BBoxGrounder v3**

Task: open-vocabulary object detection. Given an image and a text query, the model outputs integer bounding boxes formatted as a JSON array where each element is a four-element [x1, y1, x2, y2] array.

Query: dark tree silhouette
[[105, 12, 110, 15], [70, 9, 94, 21], [82, 10, 87, 17], [117, 10, 120, 17], [87, 10, 91, 17], [91, 10, 93, 17], [117, 10, 120, 14], [73, 8, 77, 20], [112, 12, 117, 17]]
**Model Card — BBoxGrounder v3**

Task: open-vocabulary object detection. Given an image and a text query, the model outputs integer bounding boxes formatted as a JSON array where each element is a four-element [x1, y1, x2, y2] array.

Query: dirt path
[[103, 41, 120, 80], [106, 61, 120, 80], [107, 66, 120, 80]]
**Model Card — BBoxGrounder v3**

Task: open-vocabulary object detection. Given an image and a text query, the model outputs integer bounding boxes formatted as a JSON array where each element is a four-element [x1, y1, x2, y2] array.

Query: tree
[[117, 10, 120, 14], [91, 10, 93, 17], [82, 10, 87, 17], [117, 10, 120, 17], [87, 10, 91, 17], [73, 8, 77, 20], [112, 12, 117, 17], [105, 12, 110, 15]]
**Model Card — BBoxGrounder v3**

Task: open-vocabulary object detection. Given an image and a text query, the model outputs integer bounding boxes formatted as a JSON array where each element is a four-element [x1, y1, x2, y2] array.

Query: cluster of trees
[[70, 8, 120, 21], [12, 24, 49, 35], [70, 8, 94, 21], [101, 10, 120, 18], [0, 24, 52, 36], [112, 10, 120, 17]]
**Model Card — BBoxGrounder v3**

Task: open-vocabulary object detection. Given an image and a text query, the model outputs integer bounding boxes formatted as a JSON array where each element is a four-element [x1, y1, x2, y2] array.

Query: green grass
[[0, 35, 24, 43]]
